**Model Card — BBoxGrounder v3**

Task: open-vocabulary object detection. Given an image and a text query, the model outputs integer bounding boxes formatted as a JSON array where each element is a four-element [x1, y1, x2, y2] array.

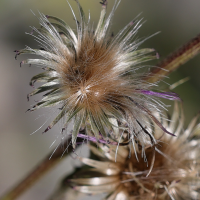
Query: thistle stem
[[147, 33, 200, 83], [0, 136, 81, 200]]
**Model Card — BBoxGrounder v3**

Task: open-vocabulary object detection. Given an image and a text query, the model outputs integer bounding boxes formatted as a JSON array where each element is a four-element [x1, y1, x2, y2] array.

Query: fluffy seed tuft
[[17, 0, 179, 150]]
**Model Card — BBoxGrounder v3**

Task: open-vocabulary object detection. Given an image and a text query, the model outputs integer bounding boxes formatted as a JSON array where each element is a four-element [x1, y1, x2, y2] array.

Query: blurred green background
[[0, 0, 200, 199]]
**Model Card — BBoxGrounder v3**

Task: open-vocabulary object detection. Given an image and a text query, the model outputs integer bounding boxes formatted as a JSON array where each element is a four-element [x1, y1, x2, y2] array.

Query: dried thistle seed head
[[70, 103, 200, 200], [17, 0, 179, 148]]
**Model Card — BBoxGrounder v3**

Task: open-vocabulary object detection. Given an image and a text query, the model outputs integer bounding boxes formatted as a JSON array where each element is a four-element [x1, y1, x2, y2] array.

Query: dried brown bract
[[70, 103, 200, 199]]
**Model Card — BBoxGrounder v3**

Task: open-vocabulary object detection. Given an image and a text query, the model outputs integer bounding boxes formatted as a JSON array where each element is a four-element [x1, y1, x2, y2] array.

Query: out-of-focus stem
[[147, 33, 200, 83], [0, 136, 80, 200]]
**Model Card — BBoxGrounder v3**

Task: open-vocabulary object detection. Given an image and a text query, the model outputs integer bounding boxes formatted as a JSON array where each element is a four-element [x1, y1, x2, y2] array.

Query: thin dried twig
[[0, 136, 81, 200], [147, 33, 200, 83]]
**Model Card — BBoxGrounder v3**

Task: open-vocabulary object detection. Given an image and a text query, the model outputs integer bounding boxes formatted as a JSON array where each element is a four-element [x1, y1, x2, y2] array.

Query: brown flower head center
[[80, 85, 89, 96], [121, 143, 180, 198], [60, 33, 127, 109]]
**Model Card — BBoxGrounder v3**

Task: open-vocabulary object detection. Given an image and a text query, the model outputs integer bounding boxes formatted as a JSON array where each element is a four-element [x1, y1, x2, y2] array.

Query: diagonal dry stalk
[[147, 33, 200, 83], [0, 136, 81, 200]]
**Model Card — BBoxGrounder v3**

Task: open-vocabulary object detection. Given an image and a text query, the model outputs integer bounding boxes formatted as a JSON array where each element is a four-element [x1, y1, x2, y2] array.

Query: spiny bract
[[16, 0, 179, 149], [70, 103, 200, 200]]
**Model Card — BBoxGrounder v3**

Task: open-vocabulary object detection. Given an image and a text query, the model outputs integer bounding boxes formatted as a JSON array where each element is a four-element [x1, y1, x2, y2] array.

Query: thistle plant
[[1, 1, 200, 200], [14, 0, 179, 150], [68, 103, 200, 199]]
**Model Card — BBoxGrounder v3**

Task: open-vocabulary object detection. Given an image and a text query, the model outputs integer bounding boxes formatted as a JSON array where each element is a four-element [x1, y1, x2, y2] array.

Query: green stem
[[147, 33, 200, 83]]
